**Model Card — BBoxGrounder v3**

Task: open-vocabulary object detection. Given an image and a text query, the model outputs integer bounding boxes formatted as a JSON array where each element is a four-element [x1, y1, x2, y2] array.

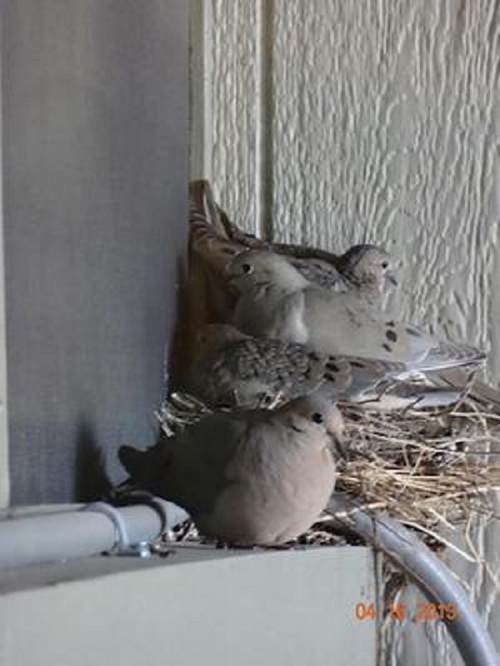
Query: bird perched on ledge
[[186, 323, 406, 409], [119, 395, 342, 546], [226, 250, 485, 373]]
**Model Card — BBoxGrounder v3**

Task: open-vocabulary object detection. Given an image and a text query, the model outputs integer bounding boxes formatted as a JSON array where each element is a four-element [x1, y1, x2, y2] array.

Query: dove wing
[[302, 288, 484, 371]]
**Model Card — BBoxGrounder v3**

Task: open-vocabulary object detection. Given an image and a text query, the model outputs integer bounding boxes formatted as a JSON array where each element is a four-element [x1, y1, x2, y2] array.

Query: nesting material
[[158, 391, 500, 552], [336, 399, 500, 531], [181, 181, 499, 554]]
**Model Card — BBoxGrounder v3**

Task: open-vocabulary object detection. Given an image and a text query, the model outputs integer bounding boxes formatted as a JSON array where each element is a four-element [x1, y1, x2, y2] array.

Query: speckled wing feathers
[[186, 328, 407, 409]]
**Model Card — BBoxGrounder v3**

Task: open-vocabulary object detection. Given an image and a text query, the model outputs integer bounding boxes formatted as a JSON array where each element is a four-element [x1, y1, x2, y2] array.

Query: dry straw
[[336, 398, 500, 534], [158, 390, 500, 555]]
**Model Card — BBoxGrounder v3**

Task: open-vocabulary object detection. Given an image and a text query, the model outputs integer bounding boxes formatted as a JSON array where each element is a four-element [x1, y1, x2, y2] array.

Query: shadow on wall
[[75, 421, 113, 503]]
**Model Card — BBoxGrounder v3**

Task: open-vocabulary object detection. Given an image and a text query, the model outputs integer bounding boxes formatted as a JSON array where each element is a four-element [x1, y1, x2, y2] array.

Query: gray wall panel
[[2, 0, 188, 503]]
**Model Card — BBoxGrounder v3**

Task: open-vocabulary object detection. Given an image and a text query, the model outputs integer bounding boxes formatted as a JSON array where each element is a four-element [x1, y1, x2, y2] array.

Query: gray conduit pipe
[[0, 501, 188, 569], [327, 493, 500, 666]]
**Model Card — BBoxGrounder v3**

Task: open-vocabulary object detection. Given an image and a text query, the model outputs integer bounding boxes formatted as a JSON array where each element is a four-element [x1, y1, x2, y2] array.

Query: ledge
[[0, 544, 376, 666]]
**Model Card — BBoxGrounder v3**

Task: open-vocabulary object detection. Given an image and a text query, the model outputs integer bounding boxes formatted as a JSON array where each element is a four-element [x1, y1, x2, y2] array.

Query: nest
[[337, 399, 500, 535], [157, 391, 500, 557], [176, 180, 500, 563]]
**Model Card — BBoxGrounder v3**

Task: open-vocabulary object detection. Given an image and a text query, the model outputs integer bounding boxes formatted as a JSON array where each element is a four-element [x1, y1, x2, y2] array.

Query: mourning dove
[[226, 250, 485, 373], [206, 188, 398, 293], [189, 183, 397, 294], [265, 243, 397, 293], [185, 323, 406, 409], [119, 395, 342, 546], [191, 214, 396, 295]]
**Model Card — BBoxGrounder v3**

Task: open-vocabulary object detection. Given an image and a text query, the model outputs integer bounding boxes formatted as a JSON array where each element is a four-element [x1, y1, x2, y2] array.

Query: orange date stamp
[[354, 601, 459, 622]]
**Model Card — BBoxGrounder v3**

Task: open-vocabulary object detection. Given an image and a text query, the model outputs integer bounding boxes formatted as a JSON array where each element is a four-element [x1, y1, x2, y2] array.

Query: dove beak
[[329, 432, 348, 459], [386, 271, 398, 286]]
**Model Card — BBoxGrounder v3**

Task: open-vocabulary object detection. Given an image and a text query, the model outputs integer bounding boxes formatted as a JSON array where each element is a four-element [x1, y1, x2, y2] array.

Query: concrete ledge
[[0, 545, 376, 666]]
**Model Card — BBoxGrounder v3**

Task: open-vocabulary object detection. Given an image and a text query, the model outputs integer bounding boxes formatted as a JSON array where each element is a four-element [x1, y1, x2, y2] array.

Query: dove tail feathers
[[118, 445, 145, 479], [466, 379, 500, 409], [412, 340, 486, 373], [118, 442, 173, 484], [436, 367, 500, 410]]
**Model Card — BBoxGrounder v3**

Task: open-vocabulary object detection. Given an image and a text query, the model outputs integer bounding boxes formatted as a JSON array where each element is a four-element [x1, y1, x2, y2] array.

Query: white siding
[[192, 1, 500, 663]]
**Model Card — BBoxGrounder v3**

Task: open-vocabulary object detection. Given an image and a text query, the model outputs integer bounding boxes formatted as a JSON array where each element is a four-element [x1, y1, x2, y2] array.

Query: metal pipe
[[0, 501, 188, 569], [327, 494, 500, 666]]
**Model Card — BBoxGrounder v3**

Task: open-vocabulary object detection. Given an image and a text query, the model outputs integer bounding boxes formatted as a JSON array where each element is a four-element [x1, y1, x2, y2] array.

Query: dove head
[[195, 323, 249, 357], [225, 250, 309, 293], [338, 244, 398, 293], [277, 394, 345, 452]]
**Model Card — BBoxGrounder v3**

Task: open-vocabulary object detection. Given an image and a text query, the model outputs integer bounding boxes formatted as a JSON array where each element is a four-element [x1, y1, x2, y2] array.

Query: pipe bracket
[[82, 501, 152, 558]]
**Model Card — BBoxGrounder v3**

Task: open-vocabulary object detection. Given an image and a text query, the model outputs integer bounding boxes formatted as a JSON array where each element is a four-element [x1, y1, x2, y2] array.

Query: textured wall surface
[[197, 0, 500, 374], [192, 1, 500, 663], [2, 0, 188, 504]]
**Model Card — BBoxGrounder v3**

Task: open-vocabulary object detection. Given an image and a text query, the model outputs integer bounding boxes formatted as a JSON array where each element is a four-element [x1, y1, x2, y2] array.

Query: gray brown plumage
[[119, 395, 341, 546], [186, 323, 406, 409], [226, 250, 485, 373]]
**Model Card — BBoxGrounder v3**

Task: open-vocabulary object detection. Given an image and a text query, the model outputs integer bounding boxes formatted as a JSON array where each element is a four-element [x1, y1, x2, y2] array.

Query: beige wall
[[191, 1, 500, 663]]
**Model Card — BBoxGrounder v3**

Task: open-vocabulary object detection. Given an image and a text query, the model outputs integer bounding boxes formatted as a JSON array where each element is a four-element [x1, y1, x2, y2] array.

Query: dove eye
[[311, 412, 324, 424], [381, 261, 389, 269], [241, 263, 253, 274]]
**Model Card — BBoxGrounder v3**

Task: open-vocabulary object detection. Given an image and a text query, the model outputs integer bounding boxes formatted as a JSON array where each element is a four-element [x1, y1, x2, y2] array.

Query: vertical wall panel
[[272, 0, 500, 374], [2, 0, 188, 504], [198, 1, 500, 663], [206, 0, 500, 372], [202, 0, 261, 234]]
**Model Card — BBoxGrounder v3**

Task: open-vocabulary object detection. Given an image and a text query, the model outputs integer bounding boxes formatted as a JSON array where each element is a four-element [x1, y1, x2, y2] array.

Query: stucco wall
[[191, 1, 500, 663]]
